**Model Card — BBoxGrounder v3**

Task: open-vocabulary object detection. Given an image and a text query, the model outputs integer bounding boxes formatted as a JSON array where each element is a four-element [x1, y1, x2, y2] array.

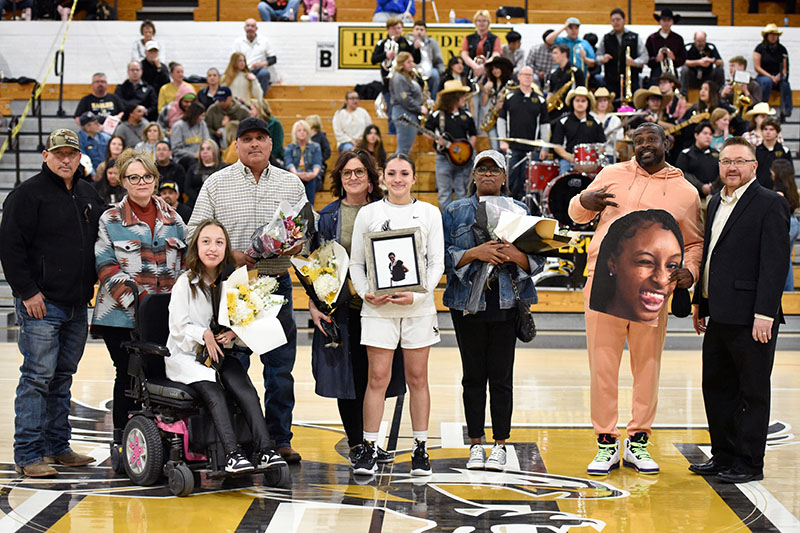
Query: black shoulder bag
[[510, 277, 536, 342]]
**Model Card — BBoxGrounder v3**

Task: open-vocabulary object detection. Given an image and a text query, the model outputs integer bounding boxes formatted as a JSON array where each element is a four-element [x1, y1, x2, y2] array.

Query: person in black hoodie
[[0, 129, 105, 478]]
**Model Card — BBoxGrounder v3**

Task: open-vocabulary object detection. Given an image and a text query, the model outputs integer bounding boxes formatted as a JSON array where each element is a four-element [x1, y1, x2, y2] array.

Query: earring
[[368, 183, 373, 193], [609, 272, 614, 277]]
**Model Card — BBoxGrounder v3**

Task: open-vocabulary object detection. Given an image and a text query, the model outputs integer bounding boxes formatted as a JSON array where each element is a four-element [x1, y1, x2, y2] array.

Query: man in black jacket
[[115, 61, 158, 122], [0, 129, 105, 478], [675, 122, 720, 200], [690, 137, 790, 484]]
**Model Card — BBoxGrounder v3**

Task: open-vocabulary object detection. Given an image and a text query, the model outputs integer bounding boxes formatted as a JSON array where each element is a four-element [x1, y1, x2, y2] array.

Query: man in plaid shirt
[[525, 29, 556, 91], [189, 116, 308, 464]]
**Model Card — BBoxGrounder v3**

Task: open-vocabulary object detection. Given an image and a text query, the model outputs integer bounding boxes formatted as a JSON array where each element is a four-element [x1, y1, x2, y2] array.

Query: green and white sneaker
[[623, 432, 659, 474], [587, 434, 620, 475]]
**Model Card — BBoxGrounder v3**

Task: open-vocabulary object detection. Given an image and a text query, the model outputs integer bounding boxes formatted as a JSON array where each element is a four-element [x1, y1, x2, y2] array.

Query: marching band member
[[547, 44, 585, 103], [597, 8, 647, 98], [591, 87, 622, 164], [481, 56, 515, 151], [551, 87, 606, 174], [371, 16, 421, 132], [497, 66, 550, 200], [425, 80, 477, 210]]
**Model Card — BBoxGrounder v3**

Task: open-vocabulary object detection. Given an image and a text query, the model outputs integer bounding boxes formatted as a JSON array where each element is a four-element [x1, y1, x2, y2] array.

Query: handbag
[[510, 277, 536, 342]]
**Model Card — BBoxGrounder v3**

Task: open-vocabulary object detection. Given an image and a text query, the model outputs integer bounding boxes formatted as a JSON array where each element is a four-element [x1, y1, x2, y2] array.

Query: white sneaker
[[623, 434, 659, 474], [587, 438, 620, 476], [466, 444, 486, 470], [485, 444, 507, 471]]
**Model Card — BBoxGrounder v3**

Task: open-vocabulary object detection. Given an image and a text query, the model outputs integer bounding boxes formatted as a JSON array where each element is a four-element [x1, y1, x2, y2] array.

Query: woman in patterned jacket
[[91, 148, 187, 459]]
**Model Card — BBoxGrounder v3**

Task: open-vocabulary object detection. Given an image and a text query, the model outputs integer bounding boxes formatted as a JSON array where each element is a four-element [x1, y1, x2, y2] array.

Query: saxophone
[[732, 81, 752, 118], [480, 80, 519, 133], [546, 70, 574, 113]]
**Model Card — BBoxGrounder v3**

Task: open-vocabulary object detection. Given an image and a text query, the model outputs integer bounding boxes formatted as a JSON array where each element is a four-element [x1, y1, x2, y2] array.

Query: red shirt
[[129, 197, 157, 236]]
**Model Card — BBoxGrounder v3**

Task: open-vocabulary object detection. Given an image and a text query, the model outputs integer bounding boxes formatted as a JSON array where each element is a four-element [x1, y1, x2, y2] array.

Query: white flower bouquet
[[291, 240, 351, 347], [218, 266, 288, 354]]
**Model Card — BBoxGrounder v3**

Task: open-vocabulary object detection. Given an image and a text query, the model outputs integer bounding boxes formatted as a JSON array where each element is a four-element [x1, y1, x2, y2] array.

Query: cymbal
[[492, 137, 561, 149]]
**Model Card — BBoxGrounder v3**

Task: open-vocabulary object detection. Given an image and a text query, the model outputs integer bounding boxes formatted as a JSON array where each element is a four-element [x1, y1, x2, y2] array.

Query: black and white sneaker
[[376, 446, 395, 464], [255, 449, 287, 469], [411, 440, 432, 476], [351, 442, 377, 475], [225, 451, 255, 473]]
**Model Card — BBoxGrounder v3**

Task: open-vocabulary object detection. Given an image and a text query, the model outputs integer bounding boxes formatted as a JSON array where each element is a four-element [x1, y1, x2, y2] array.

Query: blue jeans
[[258, 0, 302, 20], [435, 153, 472, 210], [304, 176, 320, 207], [251, 66, 271, 94], [383, 91, 396, 134], [235, 273, 296, 448], [558, 157, 572, 175], [426, 69, 441, 101], [338, 142, 355, 152], [14, 298, 88, 466], [391, 106, 417, 155], [756, 74, 793, 115]]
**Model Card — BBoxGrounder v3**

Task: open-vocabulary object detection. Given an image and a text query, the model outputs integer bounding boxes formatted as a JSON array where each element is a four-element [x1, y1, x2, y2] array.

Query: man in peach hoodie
[[568, 123, 703, 475]]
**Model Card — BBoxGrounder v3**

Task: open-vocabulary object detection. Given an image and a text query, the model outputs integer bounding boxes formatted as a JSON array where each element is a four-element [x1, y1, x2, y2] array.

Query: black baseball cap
[[159, 180, 180, 193], [214, 86, 232, 101], [236, 117, 270, 138]]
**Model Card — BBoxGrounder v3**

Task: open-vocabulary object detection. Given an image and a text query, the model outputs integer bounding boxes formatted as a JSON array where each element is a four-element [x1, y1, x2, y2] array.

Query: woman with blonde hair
[[285, 119, 323, 204], [222, 52, 263, 103], [135, 122, 166, 159], [709, 107, 731, 151], [305, 114, 332, 181], [390, 51, 427, 155], [92, 148, 187, 463]]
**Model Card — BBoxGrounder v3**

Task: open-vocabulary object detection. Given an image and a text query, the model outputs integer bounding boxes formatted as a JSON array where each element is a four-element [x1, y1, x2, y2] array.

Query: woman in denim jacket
[[285, 119, 323, 206], [310, 149, 406, 468], [92, 149, 187, 459], [442, 149, 543, 472]]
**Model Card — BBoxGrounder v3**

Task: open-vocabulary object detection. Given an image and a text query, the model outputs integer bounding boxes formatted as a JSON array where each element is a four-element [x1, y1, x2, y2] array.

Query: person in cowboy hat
[[742, 102, 784, 147], [552, 86, 606, 174], [658, 72, 688, 121], [645, 8, 686, 82], [425, 80, 478, 210], [630, 86, 675, 132], [481, 56, 515, 150], [591, 87, 623, 163], [753, 23, 793, 122]]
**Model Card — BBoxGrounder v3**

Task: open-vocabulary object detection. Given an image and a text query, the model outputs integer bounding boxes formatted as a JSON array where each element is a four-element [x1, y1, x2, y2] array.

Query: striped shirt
[[189, 160, 308, 275]]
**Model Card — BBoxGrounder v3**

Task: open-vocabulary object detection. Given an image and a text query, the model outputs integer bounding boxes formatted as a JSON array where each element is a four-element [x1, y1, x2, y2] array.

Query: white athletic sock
[[363, 431, 379, 445], [413, 431, 428, 447]]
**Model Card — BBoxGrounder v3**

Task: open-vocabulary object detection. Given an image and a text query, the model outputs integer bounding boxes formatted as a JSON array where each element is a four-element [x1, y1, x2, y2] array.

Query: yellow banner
[[337, 25, 513, 70]]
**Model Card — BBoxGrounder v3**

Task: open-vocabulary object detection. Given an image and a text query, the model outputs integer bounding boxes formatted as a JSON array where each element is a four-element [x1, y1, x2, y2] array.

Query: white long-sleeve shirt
[[349, 199, 444, 318], [332, 107, 372, 147], [165, 272, 217, 385]]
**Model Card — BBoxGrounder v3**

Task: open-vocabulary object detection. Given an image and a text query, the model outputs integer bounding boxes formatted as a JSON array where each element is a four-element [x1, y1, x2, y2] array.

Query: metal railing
[[30, 82, 44, 152], [54, 50, 66, 118], [6, 115, 21, 186]]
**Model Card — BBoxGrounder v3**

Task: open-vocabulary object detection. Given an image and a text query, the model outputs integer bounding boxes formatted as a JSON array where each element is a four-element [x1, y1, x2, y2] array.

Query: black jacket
[[693, 181, 790, 324], [0, 163, 105, 305], [675, 144, 720, 198], [115, 79, 158, 121]]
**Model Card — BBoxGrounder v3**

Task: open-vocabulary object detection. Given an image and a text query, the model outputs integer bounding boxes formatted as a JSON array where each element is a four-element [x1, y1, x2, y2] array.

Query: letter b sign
[[317, 42, 335, 71]]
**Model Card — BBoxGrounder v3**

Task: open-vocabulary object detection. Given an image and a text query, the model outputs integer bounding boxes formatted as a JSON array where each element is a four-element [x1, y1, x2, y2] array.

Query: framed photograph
[[364, 228, 426, 296]]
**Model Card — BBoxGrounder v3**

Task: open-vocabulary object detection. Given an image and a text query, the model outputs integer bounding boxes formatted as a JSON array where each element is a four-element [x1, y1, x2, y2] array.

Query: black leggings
[[98, 326, 139, 434], [190, 356, 273, 455], [337, 307, 369, 448]]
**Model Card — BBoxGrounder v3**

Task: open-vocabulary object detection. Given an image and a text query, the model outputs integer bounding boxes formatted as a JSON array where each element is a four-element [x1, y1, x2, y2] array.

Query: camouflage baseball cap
[[47, 129, 81, 152]]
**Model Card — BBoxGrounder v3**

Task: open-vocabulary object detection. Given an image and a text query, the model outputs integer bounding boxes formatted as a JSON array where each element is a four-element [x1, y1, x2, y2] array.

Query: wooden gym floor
[[0, 332, 798, 532]]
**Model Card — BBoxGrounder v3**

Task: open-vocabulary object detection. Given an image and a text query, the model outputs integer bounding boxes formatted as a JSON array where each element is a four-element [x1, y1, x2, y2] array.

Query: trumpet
[[659, 47, 675, 77], [622, 46, 633, 104]]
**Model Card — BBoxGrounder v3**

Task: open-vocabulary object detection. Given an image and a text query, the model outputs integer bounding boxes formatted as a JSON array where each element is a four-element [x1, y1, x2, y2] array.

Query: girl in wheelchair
[[166, 219, 285, 473]]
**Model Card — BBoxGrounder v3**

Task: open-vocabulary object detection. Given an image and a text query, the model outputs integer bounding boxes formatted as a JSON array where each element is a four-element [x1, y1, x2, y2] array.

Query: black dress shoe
[[717, 469, 764, 484], [688, 458, 729, 475]]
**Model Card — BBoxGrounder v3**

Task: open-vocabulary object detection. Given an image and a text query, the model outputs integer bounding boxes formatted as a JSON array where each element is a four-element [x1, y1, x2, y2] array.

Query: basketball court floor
[[0, 323, 798, 532]]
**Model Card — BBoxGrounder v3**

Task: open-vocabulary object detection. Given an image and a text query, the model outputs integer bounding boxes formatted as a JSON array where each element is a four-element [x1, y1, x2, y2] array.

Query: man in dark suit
[[690, 136, 790, 483]]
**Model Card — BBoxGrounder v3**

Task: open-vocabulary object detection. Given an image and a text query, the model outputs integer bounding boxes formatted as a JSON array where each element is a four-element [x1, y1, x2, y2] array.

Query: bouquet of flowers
[[218, 266, 288, 354], [246, 200, 316, 258], [291, 240, 352, 348]]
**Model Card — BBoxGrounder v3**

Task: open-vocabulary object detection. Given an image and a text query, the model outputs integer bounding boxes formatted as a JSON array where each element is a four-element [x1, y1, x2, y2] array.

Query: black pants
[[98, 325, 139, 434], [337, 307, 369, 448], [702, 319, 778, 473], [451, 310, 517, 441], [191, 356, 273, 455]]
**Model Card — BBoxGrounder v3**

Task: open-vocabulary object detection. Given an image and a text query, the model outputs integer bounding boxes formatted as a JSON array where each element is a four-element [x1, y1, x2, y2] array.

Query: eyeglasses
[[125, 173, 157, 184], [718, 159, 755, 167], [342, 168, 367, 180], [474, 166, 503, 176]]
